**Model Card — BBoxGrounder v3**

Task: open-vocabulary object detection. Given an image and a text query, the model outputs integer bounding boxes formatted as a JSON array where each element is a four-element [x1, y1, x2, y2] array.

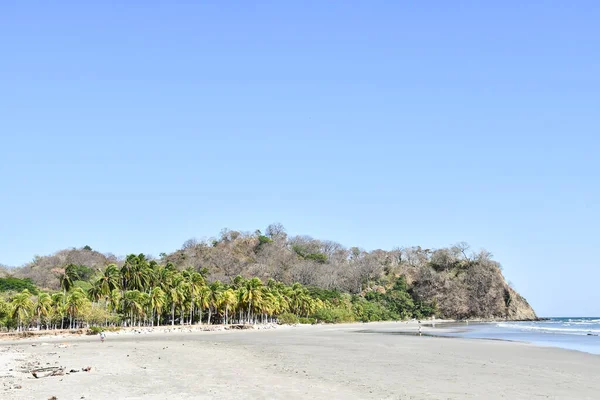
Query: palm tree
[[0, 298, 10, 326], [65, 288, 88, 329], [34, 293, 52, 329], [182, 269, 205, 324], [139, 292, 150, 326], [168, 274, 184, 326], [289, 283, 313, 316], [148, 263, 163, 290], [153, 265, 170, 291], [196, 284, 210, 324], [121, 254, 151, 292], [236, 286, 246, 324], [122, 290, 144, 327], [58, 264, 79, 301], [51, 292, 66, 329], [108, 289, 121, 314], [177, 278, 190, 325], [88, 281, 103, 304], [232, 275, 245, 290], [258, 289, 277, 323], [149, 287, 166, 326], [86, 265, 120, 326], [128, 255, 152, 291], [99, 264, 120, 297], [11, 290, 34, 331], [120, 256, 133, 292], [241, 278, 263, 324], [5, 250, 345, 333], [219, 288, 237, 325], [206, 281, 222, 324], [270, 287, 290, 321]]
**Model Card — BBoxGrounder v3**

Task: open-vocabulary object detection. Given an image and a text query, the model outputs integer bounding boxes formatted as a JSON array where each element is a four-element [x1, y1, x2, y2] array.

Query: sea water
[[434, 317, 600, 355]]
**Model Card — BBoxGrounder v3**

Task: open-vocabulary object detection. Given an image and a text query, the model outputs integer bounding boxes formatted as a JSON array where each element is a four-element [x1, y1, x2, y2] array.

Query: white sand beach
[[2, 321, 599, 400]]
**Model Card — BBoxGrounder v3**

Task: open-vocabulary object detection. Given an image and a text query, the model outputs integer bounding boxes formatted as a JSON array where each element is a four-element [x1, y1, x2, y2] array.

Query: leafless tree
[[265, 223, 287, 242], [453, 242, 472, 261], [182, 238, 198, 250]]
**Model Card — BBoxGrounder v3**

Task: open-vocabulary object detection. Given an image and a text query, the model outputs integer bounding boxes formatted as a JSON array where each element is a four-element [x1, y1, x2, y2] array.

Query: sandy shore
[[2, 321, 599, 399]]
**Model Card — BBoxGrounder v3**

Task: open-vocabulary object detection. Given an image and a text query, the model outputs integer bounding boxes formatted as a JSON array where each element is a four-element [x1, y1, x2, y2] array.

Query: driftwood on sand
[[31, 367, 64, 378]]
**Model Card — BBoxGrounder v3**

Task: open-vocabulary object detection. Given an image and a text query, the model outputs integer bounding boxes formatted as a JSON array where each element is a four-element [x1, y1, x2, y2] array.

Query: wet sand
[[2, 321, 599, 399]]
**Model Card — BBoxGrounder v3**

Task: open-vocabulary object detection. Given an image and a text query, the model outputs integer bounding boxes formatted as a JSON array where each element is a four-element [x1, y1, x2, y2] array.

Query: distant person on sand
[[100, 331, 105, 343]]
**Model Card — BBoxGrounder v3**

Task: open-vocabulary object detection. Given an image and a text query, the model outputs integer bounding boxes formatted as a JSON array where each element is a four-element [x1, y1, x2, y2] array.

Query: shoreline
[[3, 319, 598, 356], [0, 317, 543, 342], [389, 320, 600, 356]]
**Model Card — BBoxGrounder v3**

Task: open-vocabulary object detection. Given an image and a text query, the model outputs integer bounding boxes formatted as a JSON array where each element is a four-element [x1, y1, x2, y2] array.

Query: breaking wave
[[496, 318, 600, 336]]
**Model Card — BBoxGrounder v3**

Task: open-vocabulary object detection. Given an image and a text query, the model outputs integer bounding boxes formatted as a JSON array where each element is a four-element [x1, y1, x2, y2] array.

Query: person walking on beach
[[100, 331, 105, 343]]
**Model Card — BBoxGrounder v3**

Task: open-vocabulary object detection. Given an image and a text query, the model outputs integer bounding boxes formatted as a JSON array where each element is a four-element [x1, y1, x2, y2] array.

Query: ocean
[[431, 317, 600, 355]]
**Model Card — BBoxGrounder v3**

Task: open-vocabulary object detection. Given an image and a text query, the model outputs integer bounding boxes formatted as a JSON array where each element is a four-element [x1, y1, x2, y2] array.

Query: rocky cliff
[[505, 288, 537, 320], [407, 250, 537, 321]]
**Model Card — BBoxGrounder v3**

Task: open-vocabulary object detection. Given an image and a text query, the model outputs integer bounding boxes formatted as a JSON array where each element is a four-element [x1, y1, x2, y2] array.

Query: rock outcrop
[[410, 255, 537, 321], [505, 288, 537, 320]]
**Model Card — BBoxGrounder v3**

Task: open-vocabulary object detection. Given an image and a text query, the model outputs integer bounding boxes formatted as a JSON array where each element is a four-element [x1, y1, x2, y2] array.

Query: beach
[[2, 321, 599, 400]]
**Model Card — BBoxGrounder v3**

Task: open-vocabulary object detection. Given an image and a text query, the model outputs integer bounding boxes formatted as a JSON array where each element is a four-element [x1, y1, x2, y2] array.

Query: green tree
[[0, 277, 39, 293], [206, 281, 222, 324], [66, 288, 89, 329], [51, 292, 66, 329], [122, 254, 151, 292], [219, 288, 237, 325], [149, 287, 166, 326], [99, 264, 121, 297], [167, 274, 184, 326], [183, 269, 205, 325], [34, 292, 53, 329], [11, 289, 34, 330], [122, 290, 145, 327], [58, 264, 80, 300], [240, 278, 263, 323]]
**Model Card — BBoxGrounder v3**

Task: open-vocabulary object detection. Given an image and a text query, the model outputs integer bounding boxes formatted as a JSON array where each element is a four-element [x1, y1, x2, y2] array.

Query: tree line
[[0, 253, 435, 331], [1, 223, 537, 329]]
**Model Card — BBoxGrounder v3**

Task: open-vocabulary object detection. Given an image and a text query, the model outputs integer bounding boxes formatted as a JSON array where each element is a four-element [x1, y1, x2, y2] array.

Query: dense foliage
[[0, 277, 38, 294], [0, 224, 536, 331], [0, 257, 433, 331]]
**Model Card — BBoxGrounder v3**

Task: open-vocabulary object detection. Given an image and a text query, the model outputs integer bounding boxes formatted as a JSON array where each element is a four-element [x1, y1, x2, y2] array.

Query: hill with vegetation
[[0, 224, 536, 331]]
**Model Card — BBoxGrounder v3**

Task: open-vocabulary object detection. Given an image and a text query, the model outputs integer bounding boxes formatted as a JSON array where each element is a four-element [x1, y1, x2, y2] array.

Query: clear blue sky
[[1, 2, 598, 317]]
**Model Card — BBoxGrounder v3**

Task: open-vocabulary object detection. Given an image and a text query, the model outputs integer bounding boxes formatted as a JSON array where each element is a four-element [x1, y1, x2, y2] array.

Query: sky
[[1, 1, 598, 317]]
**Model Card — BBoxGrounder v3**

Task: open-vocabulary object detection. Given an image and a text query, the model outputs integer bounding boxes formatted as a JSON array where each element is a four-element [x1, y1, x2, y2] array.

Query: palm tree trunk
[[190, 295, 194, 324]]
